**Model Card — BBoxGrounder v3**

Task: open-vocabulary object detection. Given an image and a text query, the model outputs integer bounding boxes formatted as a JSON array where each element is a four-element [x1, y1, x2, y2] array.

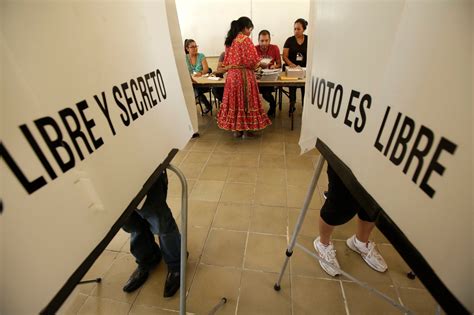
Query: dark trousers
[[194, 88, 212, 110], [122, 170, 181, 272], [320, 166, 372, 226], [289, 86, 305, 106], [260, 87, 276, 111]]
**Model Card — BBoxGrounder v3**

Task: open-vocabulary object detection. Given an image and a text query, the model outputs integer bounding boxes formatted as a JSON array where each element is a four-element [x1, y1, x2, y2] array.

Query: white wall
[[176, 0, 310, 56]]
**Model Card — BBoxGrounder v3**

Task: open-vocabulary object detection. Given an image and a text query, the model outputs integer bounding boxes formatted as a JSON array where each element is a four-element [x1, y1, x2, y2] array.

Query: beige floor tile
[[261, 133, 285, 143], [288, 209, 320, 237], [168, 175, 196, 198], [215, 141, 240, 154], [178, 162, 204, 180], [284, 143, 301, 155], [256, 168, 286, 186], [199, 131, 223, 141], [213, 202, 251, 231], [244, 233, 287, 272], [286, 154, 315, 170], [129, 304, 178, 314], [189, 180, 225, 202], [378, 245, 424, 289], [331, 217, 357, 241], [260, 142, 285, 155], [335, 241, 393, 285], [167, 197, 182, 221], [286, 169, 313, 187], [290, 236, 334, 279], [106, 230, 130, 252], [227, 167, 258, 184], [255, 183, 287, 207], [292, 277, 346, 315], [199, 165, 229, 181], [59, 292, 89, 315], [235, 140, 262, 153], [287, 185, 323, 210], [231, 153, 260, 167], [78, 250, 119, 294], [207, 152, 234, 167], [186, 265, 241, 315], [398, 288, 440, 314], [220, 182, 255, 204], [250, 205, 287, 235], [133, 262, 196, 311], [259, 154, 286, 169], [91, 254, 139, 303], [78, 296, 130, 315], [182, 141, 194, 151], [188, 200, 218, 227], [190, 140, 218, 152], [186, 225, 208, 260], [237, 270, 291, 315], [201, 228, 247, 267], [343, 282, 401, 315], [182, 151, 211, 164], [372, 226, 390, 244]]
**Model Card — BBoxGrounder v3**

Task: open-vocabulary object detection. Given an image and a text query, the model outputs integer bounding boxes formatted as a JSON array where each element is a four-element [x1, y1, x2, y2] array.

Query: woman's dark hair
[[294, 18, 308, 30], [224, 16, 254, 47], [184, 38, 195, 54]]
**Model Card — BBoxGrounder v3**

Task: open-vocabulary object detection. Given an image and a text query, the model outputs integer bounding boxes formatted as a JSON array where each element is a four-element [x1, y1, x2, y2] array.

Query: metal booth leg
[[167, 164, 227, 315], [274, 155, 326, 290], [167, 164, 188, 315]]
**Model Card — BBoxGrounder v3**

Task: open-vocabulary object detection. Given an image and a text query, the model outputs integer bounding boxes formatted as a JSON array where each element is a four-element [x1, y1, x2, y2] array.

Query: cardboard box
[[286, 67, 306, 78]]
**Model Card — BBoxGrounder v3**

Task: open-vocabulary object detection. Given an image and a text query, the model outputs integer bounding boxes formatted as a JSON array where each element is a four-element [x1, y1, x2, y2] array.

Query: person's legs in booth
[[313, 166, 387, 276], [122, 170, 182, 297]]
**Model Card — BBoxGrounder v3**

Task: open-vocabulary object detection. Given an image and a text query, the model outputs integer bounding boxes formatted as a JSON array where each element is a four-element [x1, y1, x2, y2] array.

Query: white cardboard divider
[[1, 1, 193, 313], [300, 0, 472, 312]]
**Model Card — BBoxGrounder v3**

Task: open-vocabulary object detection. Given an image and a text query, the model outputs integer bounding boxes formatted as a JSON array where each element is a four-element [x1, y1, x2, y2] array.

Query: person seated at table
[[255, 30, 281, 118], [184, 39, 212, 115], [212, 51, 226, 103], [283, 18, 308, 116]]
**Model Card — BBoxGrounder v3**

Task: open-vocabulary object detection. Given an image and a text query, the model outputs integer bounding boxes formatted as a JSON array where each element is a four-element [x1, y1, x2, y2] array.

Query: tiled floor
[[61, 99, 440, 314]]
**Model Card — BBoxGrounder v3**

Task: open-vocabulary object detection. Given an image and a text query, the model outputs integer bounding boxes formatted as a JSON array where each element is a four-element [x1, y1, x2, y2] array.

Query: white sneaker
[[346, 235, 388, 272], [313, 237, 341, 276]]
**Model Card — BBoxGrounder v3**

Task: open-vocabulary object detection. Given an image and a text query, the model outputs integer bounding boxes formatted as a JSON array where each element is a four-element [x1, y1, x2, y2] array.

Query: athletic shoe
[[346, 235, 388, 272], [313, 236, 341, 276]]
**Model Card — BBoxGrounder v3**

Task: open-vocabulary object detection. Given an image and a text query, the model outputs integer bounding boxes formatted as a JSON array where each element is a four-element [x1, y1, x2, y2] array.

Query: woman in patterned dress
[[217, 16, 271, 138]]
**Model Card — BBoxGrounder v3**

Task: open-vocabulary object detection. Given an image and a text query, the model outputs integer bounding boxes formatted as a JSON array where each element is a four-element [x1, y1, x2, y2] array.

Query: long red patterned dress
[[217, 33, 272, 131]]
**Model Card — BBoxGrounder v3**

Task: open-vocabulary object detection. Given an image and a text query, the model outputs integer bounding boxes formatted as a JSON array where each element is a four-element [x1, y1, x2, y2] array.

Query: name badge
[[296, 53, 303, 61]]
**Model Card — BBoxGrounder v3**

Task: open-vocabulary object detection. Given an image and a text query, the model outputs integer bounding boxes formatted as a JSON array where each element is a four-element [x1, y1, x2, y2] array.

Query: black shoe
[[163, 271, 180, 298], [123, 267, 149, 293], [267, 108, 275, 118]]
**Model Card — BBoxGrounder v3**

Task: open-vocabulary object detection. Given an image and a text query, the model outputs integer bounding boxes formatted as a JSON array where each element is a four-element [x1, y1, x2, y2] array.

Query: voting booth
[[0, 0, 196, 313], [298, 0, 472, 313]]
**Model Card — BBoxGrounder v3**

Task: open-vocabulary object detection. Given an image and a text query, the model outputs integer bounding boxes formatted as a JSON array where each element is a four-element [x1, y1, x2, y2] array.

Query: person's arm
[[201, 57, 209, 74], [283, 48, 296, 68], [274, 46, 282, 69]]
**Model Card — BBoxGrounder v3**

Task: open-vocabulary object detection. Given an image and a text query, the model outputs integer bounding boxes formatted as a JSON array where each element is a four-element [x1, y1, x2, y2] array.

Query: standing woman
[[283, 18, 308, 116], [217, 17, 271, 138], [184, 39, 213, 114]]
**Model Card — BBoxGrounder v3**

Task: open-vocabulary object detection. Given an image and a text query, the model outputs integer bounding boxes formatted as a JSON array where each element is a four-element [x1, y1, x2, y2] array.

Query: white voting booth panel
[[300, 0, 472, 312], [1, 1, 193, 314]]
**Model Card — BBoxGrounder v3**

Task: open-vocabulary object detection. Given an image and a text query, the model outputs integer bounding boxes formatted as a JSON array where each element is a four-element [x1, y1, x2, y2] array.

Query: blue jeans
[[122, 170, 181, 272]]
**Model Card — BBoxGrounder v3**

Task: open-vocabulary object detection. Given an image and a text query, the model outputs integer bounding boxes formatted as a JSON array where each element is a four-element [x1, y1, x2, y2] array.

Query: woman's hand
[[194, 72, 203, 77]]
